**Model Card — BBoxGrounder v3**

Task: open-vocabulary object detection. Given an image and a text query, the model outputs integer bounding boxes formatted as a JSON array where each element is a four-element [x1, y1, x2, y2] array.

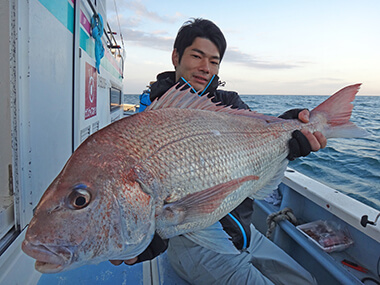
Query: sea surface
[[124, 94, 380, 211]]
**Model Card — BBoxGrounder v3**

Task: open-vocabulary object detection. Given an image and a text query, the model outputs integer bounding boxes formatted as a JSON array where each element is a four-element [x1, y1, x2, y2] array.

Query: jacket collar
[[150, 71, 220, 101]]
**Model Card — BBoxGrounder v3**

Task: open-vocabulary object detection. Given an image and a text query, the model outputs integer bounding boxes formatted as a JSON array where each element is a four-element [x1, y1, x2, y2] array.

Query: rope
[[91, 14, 104, 73], [266, 207, 297, 239], [112, 0, 124, 49]]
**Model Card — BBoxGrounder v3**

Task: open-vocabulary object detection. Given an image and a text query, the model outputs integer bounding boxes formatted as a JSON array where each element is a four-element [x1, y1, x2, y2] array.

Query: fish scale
[[140, 112, 261, 189]]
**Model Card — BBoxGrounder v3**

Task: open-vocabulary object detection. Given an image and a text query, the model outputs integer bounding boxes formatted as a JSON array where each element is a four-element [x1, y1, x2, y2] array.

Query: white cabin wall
[[6, 0, 75, 230], [0, 1, 12, 196], [28, 0, 73, 208]]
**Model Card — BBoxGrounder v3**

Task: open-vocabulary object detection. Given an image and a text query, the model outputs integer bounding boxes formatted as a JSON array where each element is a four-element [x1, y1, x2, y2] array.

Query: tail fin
[[311, 84, 368, 138]]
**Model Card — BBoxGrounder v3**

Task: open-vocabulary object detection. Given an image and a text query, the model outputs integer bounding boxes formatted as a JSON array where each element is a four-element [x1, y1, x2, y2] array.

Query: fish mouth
[[22, 240, 73, 273]]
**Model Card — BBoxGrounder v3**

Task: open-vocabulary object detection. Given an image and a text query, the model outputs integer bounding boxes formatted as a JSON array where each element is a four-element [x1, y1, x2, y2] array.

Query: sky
[[106, 0, 380, 96]]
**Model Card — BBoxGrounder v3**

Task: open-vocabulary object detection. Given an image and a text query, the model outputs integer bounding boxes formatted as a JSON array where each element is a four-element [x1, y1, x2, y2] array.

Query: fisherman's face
[[172, 37, 220, 92]]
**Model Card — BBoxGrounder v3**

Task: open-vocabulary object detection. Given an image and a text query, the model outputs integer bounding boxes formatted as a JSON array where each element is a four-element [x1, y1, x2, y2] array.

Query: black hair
[[173, 18, 227, 63]]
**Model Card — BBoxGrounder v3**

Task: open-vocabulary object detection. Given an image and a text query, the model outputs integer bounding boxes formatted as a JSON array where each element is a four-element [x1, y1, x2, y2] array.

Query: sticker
[[85, 62, 97, 119]]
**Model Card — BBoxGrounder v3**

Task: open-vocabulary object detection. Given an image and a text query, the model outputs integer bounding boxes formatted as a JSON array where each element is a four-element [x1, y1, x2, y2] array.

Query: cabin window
[[110, 86, 121, 112]]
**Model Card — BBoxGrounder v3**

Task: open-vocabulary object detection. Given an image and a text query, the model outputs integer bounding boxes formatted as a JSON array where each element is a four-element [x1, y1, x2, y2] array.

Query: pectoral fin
[[159, 175, 259, 225]]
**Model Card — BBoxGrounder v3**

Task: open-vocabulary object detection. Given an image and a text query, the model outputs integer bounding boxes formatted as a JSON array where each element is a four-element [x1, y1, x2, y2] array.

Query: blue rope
[[228, 213, 248, 249], [91, 14, 104, 73], [199, 74, 215, 96], [180, 77, 197, 93]]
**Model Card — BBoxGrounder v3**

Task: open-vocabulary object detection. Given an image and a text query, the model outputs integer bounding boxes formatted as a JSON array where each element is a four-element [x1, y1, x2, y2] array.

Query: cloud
[[107, 17, 173, 51], [119, 28, 174, 51], [127, 2, 183, 23], [108, 0, 183, 24], [106, 27, 167, 52], [106, 0, 180, 50], [224, 48, 300, 69], [106, 1, 302, 70]]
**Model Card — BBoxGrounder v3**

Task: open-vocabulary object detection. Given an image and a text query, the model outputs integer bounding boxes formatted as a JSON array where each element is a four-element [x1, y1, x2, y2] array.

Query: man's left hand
[[297, 109, 327, 151], [279, 108, 327, 161]]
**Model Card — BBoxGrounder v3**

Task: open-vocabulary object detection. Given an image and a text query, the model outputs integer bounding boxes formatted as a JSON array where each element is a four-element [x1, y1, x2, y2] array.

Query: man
[[112, 18, 326, 284]]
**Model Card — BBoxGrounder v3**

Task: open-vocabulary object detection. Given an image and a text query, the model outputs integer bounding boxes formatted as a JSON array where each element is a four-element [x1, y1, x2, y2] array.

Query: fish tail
[[311, 84, 368, 138]]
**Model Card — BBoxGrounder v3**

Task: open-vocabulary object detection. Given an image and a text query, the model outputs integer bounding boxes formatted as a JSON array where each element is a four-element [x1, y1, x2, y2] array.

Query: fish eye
[[67, 185, 92, 210]]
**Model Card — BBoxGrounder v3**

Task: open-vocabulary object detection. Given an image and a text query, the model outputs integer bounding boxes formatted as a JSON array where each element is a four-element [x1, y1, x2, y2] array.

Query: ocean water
[[124, 94, 380, 211]]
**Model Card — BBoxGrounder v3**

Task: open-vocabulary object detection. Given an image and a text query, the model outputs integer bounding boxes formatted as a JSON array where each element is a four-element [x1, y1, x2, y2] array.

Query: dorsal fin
[[145, 84, 283, 122]]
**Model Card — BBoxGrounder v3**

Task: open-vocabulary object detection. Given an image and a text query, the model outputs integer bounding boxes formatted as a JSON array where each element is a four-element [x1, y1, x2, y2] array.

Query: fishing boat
[[0, 1, 379, 285]]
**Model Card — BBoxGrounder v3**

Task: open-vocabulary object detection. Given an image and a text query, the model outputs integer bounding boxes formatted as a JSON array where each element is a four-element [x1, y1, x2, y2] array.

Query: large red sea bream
[[22, 84, 366, 273]]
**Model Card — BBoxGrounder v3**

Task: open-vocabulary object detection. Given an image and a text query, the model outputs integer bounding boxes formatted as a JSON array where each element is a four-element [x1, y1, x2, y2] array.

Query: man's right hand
[[109, 233, 168, 266], [110, 257, 138, 266]]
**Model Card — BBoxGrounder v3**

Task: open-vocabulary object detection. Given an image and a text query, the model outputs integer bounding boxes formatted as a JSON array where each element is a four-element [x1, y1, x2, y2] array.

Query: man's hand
[[110, 258, 138, 266], [109, 233, 168, 267], [297, 109, 327, 151], [279, 108, 327, 161]]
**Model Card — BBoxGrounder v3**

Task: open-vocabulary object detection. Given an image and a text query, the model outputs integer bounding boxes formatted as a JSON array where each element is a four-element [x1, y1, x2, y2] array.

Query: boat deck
[[38, 251, 188, 285]]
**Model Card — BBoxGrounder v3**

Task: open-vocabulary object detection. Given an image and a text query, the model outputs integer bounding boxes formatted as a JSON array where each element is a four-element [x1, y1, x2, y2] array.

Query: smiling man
[[113, 18, 324, 284], [173, 37, 220, 91], [141, 18, 252, 112]]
